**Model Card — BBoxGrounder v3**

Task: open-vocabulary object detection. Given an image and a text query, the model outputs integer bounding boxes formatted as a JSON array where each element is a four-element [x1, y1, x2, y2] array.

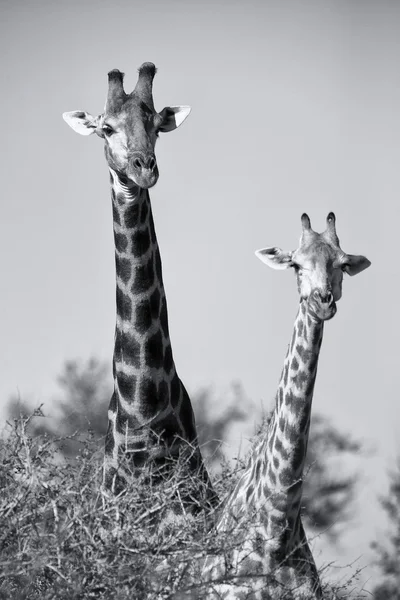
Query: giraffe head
[[255, 213, 371, 321], [63, 63, 191, 189]]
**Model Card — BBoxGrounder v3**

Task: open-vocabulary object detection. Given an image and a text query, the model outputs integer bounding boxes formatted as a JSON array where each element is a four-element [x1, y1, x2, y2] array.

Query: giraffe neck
[[104, 168, 181, 488], [204, 300, 323, 596], [103, 170, 217, 508], [110, 169, 174, 388], [224, 299, 324, 542], [264, 299, 323, 521]]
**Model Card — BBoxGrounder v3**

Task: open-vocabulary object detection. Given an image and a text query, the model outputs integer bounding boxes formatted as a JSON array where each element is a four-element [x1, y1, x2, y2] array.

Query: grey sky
[[1, 0, 399, 590]]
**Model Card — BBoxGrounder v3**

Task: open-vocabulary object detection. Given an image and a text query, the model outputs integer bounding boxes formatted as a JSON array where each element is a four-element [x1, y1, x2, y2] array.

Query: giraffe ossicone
[[202, 212, 370, 598], [63, 63, 217, 512]]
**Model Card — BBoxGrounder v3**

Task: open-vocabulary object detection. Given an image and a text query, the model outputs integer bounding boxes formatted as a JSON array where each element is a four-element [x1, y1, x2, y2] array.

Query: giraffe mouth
[[321, 302, 336, 320], [307, 296, 337, 321], [127, 168, 159, 190]]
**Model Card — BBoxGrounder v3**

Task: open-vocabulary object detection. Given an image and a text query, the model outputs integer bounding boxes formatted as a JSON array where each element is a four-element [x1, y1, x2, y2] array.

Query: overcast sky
[[1, 0, 399, 591]]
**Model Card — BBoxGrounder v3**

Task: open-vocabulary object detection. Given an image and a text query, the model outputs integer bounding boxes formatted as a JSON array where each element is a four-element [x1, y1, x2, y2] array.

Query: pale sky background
[[1, 0, 399, 592]]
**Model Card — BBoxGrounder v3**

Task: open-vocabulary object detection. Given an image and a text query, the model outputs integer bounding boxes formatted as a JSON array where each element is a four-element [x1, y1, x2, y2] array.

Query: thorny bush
[[0, 411, 365, 599]]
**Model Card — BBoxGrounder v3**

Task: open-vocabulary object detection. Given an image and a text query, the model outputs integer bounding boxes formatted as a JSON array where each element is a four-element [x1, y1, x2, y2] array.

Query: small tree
[[371, 459, 400, 599], [6, 357, 361, 540], [0, 411, 363, 600]]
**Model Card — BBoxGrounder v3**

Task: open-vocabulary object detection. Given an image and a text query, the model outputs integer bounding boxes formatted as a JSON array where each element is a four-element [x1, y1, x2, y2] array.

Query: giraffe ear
[[343, 254, 371, 276], [255, 247, 293, 270], [158, 106, 191, 132], [63, 111, 100, 136]]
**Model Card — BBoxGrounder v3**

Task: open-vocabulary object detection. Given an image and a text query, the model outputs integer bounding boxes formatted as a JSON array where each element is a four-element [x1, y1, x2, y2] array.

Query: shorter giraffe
[[202, 213, 370, 599]]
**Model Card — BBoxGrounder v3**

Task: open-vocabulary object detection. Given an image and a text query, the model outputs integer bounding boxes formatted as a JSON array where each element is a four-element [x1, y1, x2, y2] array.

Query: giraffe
[[63, 63, 217, 511], [202, 213, 370, 598]]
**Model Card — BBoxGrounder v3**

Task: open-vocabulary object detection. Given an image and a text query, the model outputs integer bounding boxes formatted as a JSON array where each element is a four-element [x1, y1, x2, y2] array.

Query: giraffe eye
[[341, 263, 349, 272], [102, 124, 114, 136]]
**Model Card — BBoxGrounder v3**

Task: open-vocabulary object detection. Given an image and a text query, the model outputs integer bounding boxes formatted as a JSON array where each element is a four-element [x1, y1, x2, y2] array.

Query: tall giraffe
[[63, 63, 216, 509], [203, 213, 370, 598]]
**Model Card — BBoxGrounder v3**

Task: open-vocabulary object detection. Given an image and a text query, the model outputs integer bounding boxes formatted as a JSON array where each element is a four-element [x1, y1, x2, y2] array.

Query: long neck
[[104, 171, 217, 504], [110, 169, 176, 421], [223, 300, 324, 539], [264, 300, 324, 514]]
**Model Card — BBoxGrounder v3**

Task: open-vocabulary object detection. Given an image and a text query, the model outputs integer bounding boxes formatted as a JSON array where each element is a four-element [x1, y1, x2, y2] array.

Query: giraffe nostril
[[133, 156, 156, 172], [321, 291, 334, 304]]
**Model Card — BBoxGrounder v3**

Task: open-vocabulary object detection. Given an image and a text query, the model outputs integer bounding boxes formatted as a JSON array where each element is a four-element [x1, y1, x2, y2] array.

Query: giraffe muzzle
[[129, 153, 159, 189], [309, 290, 337, 321]]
